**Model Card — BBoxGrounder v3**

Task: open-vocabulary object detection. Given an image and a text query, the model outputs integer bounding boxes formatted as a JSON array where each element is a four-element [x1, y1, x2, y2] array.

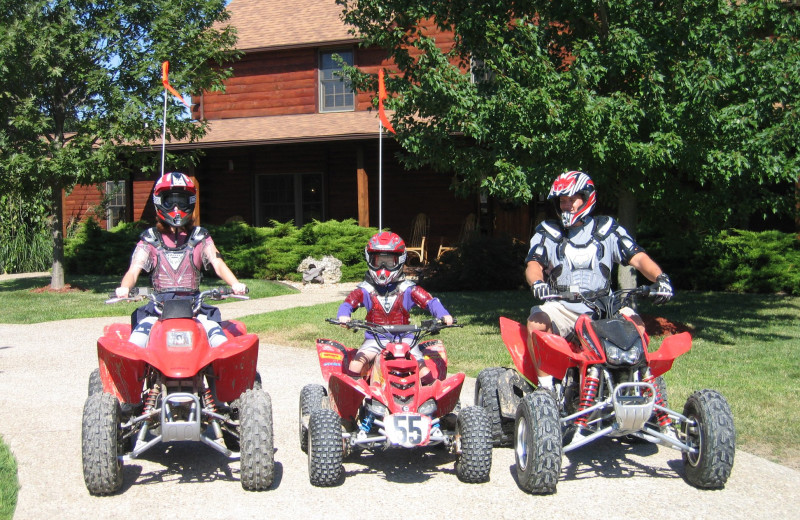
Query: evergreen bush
[[640, 229, 800, 295], [64, 218, 378, 282]]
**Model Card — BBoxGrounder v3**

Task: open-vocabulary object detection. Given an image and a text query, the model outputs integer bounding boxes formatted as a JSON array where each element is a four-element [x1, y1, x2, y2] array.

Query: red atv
[[299, 319, 492, 486], [82, 288, 274, 495], [476, 284, 735, 494]]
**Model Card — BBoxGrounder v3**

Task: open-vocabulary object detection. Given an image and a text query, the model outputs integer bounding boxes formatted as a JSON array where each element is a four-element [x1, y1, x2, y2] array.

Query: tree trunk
[[50, 186, 65, 289], [616, 190, 637, 291]]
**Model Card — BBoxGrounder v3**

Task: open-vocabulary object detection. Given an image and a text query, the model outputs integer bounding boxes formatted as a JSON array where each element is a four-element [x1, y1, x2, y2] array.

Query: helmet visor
[[367, 252, 400, 270], [160, 191, 194, 212]]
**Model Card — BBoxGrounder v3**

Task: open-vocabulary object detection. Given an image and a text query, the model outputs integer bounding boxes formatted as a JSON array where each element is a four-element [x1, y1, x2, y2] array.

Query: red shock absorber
[[142, 387, 159, 414], [644, 375, 671, 428], [202, 388, 218, 414], [575, 368, 600, 428]]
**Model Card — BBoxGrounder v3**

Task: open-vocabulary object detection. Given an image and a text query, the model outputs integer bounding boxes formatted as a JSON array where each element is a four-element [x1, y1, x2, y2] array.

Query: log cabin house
[[63, 0, 539, 261]]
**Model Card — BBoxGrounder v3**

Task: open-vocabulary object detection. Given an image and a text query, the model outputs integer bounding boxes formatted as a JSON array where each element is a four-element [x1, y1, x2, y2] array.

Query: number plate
[[384, 413, 432, 447]]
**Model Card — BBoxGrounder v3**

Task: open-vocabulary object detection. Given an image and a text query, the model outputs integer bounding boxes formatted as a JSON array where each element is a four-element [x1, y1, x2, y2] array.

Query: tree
[[0, 0, 238, 288], [337, 0, 800, 240]]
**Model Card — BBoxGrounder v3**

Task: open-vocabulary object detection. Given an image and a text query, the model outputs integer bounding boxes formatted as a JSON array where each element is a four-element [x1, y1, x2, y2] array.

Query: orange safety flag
[[378, 69, 396, 134], [161, 61, 192, 109]]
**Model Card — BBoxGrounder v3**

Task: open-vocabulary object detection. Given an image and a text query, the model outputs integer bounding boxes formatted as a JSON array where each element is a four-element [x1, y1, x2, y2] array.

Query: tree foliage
[[337, 0, 800, 234], [0, 0, 238, 286]]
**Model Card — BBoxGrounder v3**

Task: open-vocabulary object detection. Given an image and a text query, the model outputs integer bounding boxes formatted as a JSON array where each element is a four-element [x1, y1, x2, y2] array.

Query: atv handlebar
[[105, 286, 249, 310], [540, 282, 669, 320], [326, 317, 461, 342]]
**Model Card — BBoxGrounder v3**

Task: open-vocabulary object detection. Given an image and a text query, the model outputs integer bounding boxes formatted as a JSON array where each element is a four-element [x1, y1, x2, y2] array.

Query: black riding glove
[[653, 273, 673, 304]]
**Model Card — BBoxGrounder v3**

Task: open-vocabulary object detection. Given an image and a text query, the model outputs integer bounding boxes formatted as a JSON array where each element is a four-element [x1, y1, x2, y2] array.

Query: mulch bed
[[29, 284, 88, 293], [640, 314, 694, 337]]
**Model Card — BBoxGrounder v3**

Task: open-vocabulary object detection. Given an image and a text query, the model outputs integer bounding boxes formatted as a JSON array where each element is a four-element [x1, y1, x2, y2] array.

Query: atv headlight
[[167, 330, 193, 348], [418, 398, 437, 416], [368, 399, 388, 417], [604, 343, 642, 366]]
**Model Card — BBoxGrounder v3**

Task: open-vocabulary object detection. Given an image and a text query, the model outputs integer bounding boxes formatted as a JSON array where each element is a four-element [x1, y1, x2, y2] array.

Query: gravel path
[[1, 281, 799, 520]]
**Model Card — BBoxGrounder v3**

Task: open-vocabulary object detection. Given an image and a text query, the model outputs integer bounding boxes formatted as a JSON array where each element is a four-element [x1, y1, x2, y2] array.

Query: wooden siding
[[63, 185, 106, 231]]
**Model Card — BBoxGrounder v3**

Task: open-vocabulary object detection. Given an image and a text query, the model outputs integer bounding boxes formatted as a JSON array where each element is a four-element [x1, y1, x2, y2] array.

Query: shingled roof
[[163, 111, 380, 150], [226, 0, 359, 51]]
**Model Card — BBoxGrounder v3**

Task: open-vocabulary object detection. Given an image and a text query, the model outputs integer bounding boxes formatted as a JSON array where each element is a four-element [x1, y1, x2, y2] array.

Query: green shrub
[[64, 218, 148, 275], [640, 229, 800, 295], [65, 218, 378, 282], [418, 235, 528, 291]]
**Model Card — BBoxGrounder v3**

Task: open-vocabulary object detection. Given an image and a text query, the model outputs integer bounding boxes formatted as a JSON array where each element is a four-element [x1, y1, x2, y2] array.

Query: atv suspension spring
[[143, 387, 159, 415], [359, 412, 374, 433], [202, 388, 218, 414], [644, 375, 671, 428], [575, 374, 600, 427]]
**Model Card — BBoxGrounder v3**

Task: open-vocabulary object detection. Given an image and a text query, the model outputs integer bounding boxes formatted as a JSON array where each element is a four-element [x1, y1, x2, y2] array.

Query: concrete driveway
[[1, 282, 799, 520]]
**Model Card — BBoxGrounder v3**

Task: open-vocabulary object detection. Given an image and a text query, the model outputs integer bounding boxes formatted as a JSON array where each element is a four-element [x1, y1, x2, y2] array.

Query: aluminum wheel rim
[[515, 419, 529, 471], [686, 414, 704, 467]]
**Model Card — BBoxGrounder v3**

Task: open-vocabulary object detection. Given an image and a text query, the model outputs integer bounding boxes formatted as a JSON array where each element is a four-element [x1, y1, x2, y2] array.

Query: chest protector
[[141, 227, 208, 293], [361, 281, 415, 325], [546, 218, 614, 294]]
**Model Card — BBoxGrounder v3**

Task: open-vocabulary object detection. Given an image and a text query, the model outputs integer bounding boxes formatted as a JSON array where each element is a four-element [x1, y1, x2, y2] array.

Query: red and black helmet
[[547, 170, 596, 228], [364, 232, 406, 286], [153, 172, 196, 227]]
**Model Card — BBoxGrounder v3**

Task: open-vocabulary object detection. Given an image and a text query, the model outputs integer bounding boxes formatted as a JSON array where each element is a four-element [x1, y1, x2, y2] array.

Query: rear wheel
[[81, 392, 123, 495], [475, 367, 514, 447], [299, 384, 328, 453], [239, 389, 275, 491], [455, 406, 492, 483], [514, 389, 562, 494], [682, 389, 735, 489], [308, 408, 344, 486], [87, 368, 103, 396]]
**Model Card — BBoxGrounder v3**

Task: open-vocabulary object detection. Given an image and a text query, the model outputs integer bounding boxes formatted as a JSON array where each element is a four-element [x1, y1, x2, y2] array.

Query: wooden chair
[[437, 213, 477, 260], [406, 213, 429, 264]]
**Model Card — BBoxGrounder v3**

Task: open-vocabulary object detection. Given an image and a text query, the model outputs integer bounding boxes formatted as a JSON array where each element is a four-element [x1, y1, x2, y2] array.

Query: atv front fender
[[648, 332, 692, 377]]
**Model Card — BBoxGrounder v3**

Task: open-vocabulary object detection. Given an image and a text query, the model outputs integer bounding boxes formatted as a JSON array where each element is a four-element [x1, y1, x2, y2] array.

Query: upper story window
[[319, 49, 354, 112]]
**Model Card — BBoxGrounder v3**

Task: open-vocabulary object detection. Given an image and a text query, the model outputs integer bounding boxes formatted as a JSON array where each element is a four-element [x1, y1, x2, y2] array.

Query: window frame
[[318, 47, 355, 113]]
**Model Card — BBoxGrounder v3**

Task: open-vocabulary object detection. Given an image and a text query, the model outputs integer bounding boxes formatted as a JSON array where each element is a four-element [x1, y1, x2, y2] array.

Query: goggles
[[368, 253, 400, 270], [160, 191, 194, 212]]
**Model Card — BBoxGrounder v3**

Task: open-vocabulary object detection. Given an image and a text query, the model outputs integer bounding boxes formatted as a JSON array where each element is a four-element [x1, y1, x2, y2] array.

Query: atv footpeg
[[612, 382, 655, 432], [161, 392, 202, 442]]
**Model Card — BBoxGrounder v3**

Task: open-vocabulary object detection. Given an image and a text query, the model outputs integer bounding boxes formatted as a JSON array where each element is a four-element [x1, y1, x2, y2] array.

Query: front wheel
[[682, 389, 735, 489], [514, 389, 562, 494], [455, 406, 493, 483], [308, 408, 344, 487], [239, 389, 275, 491], [81, 392, 123, 495]]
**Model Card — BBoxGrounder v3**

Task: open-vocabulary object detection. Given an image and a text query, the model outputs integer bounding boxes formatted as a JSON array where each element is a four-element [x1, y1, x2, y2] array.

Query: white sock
[[538, 375, 553, 389]]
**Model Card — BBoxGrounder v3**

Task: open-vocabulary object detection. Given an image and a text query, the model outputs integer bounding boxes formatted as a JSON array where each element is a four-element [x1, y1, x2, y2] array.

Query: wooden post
[[357, 147, 369, 227]]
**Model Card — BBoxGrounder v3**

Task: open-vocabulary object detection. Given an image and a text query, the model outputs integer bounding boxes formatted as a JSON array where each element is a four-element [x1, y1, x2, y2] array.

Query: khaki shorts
[[529, 302, 636, 337]]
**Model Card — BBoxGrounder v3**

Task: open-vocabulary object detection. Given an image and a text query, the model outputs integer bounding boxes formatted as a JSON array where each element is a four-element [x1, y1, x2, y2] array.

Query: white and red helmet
[[153, 172, 196, 227], [548, 170, 596, 228], [365, 232, 407, 286]]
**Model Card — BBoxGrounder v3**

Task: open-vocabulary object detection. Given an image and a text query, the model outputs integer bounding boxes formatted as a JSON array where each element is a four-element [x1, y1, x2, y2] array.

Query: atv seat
[[160, 299, 193, 320]]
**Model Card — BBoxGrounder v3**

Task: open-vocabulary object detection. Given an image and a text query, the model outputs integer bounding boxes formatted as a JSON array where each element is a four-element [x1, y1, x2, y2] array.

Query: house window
[[256, 173, 325, 226], [105, 180, 126, 230], [319, 49, 354, 112], [470, 56, 495, 85]]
